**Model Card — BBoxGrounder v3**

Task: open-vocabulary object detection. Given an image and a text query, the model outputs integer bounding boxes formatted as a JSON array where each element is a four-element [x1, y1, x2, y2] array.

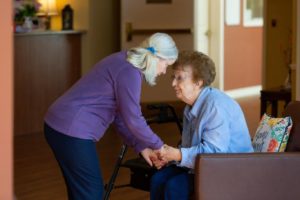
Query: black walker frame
[[104, 103, 182, 200]]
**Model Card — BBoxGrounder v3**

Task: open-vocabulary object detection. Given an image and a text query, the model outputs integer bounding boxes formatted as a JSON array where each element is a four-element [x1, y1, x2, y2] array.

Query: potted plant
[[14, 0, 41, 32]]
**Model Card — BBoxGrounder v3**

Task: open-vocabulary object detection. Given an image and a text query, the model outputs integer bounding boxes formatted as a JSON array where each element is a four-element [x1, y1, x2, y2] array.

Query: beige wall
[[86, 0, 120, 74], [121, 0, 194, 102], [50, 0, 120, 74], [0, 1, 13, 199]]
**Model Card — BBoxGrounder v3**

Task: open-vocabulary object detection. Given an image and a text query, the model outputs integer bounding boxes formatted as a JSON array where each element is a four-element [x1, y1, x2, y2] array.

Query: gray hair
[[127, 33, 178, 85]]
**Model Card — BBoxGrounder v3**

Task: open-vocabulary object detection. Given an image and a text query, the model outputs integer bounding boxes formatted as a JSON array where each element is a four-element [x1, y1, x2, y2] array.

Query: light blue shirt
[[178, 87, 253, 169]]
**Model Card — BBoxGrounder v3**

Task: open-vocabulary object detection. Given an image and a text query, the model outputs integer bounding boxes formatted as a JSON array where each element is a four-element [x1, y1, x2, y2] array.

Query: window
[[225, 0, 240, 26], [243, 0, 263, 27]]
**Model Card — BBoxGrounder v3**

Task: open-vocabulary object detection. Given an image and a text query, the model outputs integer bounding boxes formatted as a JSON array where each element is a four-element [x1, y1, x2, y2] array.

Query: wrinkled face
[[156, 58, 175, 77], [172, 66, 203, 105]]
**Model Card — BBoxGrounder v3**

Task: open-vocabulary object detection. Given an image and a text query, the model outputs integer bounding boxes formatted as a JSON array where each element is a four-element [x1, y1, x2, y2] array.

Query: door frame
[[297, 0, 300, 100], [0, 0, 13, 199], [194, 0, 224, 90]]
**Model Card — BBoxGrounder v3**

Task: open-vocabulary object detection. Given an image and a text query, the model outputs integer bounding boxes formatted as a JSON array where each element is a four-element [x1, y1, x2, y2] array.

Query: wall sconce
[[37, 0, 58, 30]]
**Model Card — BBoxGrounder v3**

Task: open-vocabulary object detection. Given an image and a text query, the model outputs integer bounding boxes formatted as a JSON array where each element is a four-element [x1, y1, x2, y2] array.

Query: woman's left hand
[[158, 144, 182, 162]]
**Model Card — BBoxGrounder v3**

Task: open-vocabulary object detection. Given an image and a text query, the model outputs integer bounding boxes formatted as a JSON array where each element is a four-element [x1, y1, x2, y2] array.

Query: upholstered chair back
[[284, 101, 300, 152]]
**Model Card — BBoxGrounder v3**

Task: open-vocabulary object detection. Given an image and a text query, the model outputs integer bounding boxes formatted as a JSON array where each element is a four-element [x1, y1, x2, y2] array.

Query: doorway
[[223, 0, 263, 97]]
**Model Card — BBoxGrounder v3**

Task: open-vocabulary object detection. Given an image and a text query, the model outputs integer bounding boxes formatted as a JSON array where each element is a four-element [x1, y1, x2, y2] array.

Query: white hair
[[127, 33, 178, 85]]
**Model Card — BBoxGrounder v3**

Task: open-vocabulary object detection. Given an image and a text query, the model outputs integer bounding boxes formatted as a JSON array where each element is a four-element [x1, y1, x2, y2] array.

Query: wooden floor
[[14, 95, 260, 200]]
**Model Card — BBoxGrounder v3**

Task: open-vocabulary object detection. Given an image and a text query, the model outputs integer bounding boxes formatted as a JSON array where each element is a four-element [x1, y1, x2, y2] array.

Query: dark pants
[[150, 165, 194, 200], [44, 123, 103, 200]]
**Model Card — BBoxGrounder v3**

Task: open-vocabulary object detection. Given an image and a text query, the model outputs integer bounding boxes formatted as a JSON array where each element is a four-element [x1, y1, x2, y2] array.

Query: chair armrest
[[194, 153, 300, 200]]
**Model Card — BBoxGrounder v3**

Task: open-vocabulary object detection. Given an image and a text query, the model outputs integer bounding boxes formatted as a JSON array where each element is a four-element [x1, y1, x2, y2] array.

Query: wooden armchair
[[194, 101, 300, 200]]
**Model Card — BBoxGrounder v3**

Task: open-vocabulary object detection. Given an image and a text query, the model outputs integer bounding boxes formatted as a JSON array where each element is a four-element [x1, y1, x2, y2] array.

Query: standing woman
[[44, 33, 178, 199]]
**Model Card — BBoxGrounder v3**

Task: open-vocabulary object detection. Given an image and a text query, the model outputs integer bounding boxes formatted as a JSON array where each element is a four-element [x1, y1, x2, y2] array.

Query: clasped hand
[[141, 144, 182, 169]]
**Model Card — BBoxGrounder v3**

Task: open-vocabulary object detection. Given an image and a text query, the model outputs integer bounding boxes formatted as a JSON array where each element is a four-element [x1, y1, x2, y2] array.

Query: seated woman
[[150, 51, 254, 200]]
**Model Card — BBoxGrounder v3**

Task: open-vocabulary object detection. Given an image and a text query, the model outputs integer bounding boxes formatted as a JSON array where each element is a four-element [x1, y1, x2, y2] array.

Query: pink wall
[[224, 0, 263, 90], [0, 1, 13, 199]]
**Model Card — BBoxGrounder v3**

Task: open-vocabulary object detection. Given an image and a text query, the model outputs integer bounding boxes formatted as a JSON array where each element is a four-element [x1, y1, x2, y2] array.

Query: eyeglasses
[[171, 75, 191, 83]]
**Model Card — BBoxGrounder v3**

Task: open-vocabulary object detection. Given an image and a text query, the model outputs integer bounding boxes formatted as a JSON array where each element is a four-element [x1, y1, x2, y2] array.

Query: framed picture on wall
[[243, 0, 263, 27]]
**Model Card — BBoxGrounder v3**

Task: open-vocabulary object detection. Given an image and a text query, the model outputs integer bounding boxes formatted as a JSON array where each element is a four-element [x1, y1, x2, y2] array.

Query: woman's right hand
[[151, 146, 168, 169], [140, 148, 155, 167]]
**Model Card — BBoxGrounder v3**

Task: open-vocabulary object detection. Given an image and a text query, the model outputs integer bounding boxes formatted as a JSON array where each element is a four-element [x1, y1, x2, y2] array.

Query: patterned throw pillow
[[252, 114, 293, 152]]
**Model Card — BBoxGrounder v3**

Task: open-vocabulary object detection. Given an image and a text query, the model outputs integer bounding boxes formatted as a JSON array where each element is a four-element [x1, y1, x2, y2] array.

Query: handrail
[[125, 22, 192, 41]]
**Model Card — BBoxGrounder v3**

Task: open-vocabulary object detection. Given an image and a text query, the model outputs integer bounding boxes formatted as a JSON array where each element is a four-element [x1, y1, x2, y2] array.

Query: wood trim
[[125, 22, 192, 41]]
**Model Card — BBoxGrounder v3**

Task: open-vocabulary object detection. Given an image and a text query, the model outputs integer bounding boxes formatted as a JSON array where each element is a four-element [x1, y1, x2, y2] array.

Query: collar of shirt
[[184, 87, 211, 120]]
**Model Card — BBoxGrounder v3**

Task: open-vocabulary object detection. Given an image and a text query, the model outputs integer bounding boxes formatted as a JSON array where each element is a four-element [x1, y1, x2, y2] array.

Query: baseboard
[[225, 85, 262, 99]]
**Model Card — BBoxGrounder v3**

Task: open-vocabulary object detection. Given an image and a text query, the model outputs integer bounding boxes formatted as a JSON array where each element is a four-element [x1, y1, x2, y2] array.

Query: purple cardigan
[[45, 51, 163, 152]]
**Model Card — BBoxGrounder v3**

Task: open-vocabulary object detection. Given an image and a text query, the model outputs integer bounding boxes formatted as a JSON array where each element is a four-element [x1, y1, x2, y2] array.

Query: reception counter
[[14, 30, 84, 135]]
